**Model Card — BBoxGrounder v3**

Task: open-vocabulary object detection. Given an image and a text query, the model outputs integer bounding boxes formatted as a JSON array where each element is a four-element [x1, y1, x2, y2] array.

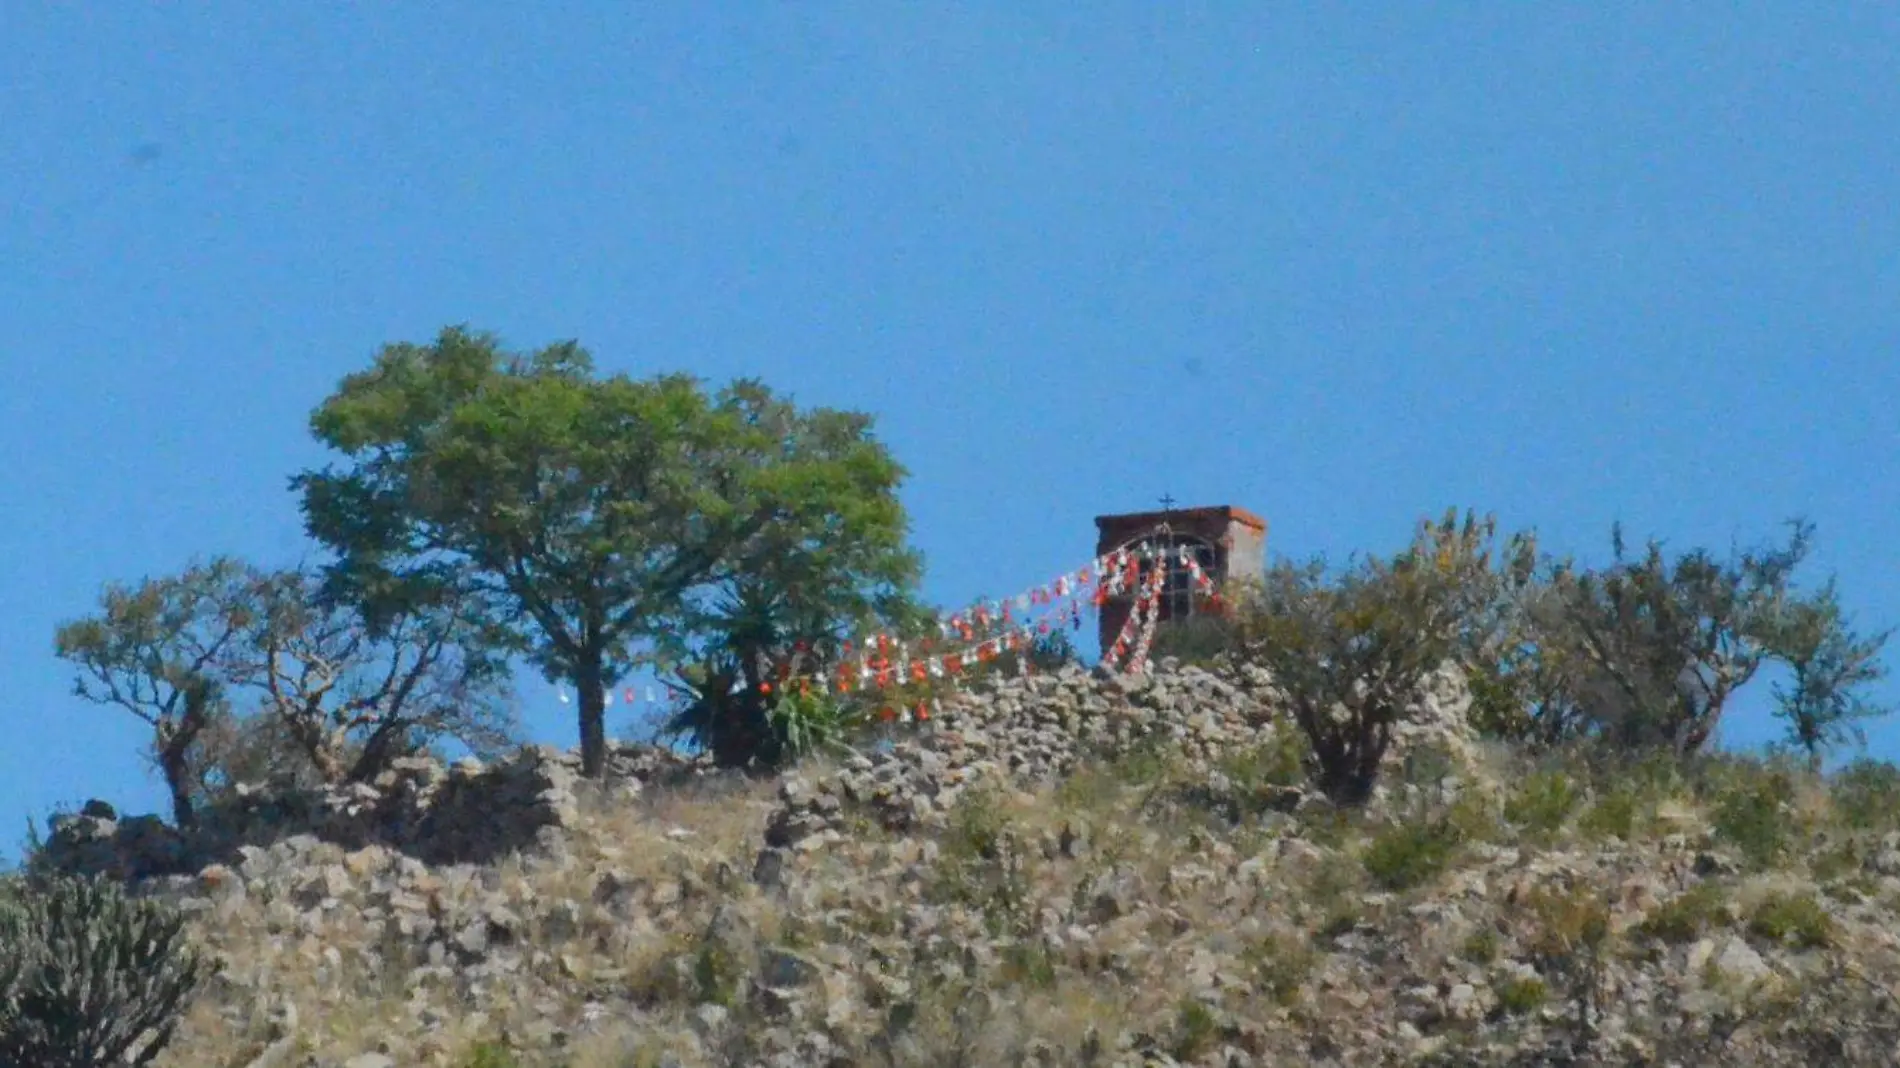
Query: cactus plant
[[0, 881, 28, 1019], [0, 874, 208, 1068]]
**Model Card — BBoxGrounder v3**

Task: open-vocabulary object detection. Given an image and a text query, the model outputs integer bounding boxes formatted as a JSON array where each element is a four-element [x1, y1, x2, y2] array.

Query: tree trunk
[[577, 653, 608, 778], [348, 721, 407, 783], [158, 738, 197, 830], [158, 687, 216, 829], [1318, 762, 1377, 808], [306, 730, 347, 784]]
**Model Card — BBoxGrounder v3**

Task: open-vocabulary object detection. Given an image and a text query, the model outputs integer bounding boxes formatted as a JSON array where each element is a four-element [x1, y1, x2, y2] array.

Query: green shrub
[[1710, 768, 1799, 869], [1829, 759, 1900, 832], [1496, 975, 1549, 1016], [1107, 742, 1169, 787], [1809, 839, 1861, 885], [1460, 926, 1501, 964], [1577, 785, 1640, 841], [1303, 849, 1368, 942], [766, 687, 868, 763], [1242, 932, 1315, 1006], [1362, 817, 1462, 892], [1313, 904, 1362, 942], [692, 937, 745, 1008], [930, 790, 1035, 936], [1171, 997, 1222, 1061], [1522, 885, 1611, 961], [1299, 805, 1359, 851], [1219, 729, 1310, 792], [998, 941, 1058, 989], [1505, 767, 1583, 840], [1446, 788, 1506, 844], [1638, 883, 1731, 944], [460, 1042, 522, 1068], [1746, 892, 1834, 949], [1057, 738, 1173, 812], [0, 874, 208, 1068], [943, 788, 1009, 863]]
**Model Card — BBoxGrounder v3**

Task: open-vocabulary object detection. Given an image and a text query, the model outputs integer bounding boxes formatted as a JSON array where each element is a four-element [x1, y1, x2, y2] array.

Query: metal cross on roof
[[1159, 494, 1177, 511]]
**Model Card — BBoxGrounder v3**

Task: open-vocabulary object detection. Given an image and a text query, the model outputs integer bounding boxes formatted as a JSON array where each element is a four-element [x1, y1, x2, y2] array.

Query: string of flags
[[551, 533, 1223, 719], [555, 685, 667, 707]]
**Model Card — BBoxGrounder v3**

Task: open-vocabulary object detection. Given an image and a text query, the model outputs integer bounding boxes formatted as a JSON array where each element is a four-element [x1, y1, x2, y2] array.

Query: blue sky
[[5, 7, 1897, 859]]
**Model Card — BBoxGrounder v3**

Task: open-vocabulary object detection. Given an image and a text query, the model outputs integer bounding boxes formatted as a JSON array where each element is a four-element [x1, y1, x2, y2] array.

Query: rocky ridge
[[34, 660, 1900, 1066]]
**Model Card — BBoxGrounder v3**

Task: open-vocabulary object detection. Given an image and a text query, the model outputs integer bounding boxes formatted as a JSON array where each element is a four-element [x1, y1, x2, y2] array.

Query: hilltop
[[22, 658, 1900, 1067]]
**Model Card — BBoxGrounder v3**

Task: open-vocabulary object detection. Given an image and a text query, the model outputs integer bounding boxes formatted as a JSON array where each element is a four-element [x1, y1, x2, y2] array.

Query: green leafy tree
[[657, 380, 930, 766], [294, 327, 921, 776], [53, 558, 256, 829], [1760, 577, 1892, 769], [1549, 520, 1813, 755]]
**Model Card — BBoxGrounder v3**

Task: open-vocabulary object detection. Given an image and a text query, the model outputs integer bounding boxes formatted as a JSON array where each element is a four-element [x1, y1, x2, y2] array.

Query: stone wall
[[35, 742, 721, 883], [36, 658, 1479, 887], [758, 657, 1479, 866]]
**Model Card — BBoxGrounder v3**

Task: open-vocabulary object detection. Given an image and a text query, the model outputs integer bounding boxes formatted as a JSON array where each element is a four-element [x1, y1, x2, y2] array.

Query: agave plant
[[768, 686, 869, 762]]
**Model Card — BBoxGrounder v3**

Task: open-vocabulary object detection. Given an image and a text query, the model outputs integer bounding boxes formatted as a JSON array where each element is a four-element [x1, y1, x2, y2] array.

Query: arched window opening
[[1133, 534, 1219, 621]]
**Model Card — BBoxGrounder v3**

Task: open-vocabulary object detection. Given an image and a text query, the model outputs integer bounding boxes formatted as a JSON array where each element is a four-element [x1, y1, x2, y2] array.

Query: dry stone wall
[[760, 658, 1480, 862], [38, 658, 1481, 887]]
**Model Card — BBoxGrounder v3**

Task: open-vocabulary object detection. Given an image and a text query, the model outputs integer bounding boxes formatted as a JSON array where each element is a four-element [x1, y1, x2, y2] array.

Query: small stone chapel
[[1090, 503, 1267, 653]]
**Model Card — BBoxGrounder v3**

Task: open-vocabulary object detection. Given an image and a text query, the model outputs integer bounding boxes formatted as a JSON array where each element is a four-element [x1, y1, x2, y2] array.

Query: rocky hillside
[[37, 661, 1900, 1067]]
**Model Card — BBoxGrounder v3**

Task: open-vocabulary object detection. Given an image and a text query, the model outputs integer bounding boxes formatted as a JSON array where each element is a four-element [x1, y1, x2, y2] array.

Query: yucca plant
[[0, 874, 208, 1068]]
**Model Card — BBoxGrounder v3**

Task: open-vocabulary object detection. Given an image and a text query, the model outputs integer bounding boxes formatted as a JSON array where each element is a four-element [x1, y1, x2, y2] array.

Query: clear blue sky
[[5, 7, 1897, 858]]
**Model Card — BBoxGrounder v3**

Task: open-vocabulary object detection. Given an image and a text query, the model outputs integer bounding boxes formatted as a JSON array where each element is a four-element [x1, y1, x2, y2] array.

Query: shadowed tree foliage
[[660, 575, 927, 770], [52, 558, 256, 830], [1404, 511, 1629, 752], [180, 706, 327, 809], [655, 380, 931, 767], [227, 565, 519, 784], [1228, 523, 1475, 806], [294, 327, 923, 776], [1545, 520, 1815, 755]]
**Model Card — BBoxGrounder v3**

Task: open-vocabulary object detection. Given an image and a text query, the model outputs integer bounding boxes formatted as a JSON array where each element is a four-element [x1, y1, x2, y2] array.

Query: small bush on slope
[[1829, 759, 1900, 832]]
